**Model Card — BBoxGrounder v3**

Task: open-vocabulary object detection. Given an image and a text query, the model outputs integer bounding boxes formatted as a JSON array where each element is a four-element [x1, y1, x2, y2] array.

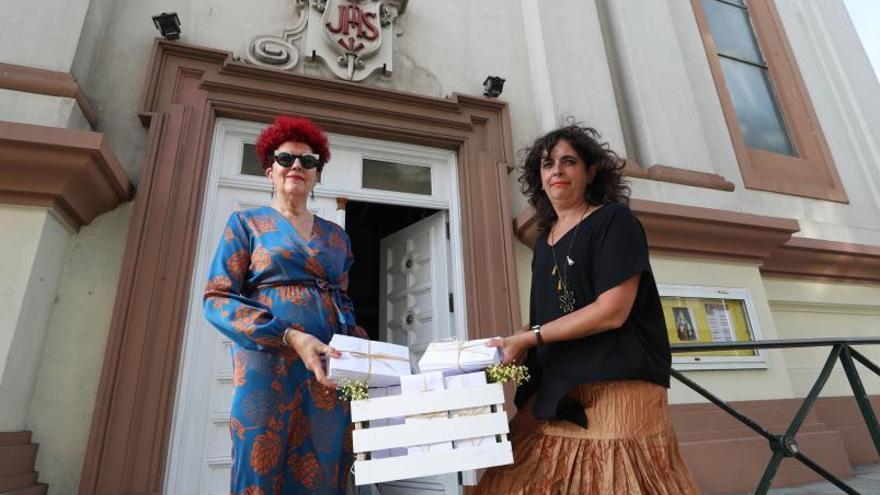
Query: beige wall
[[765, 277, 880, 397], [651, 255, 797, 404], [527, 0, 880, 246], [0, 0, 92, 73], [83, 0, 542, 186], [0, 90, 92, 130], [26, 202, 133, 494], [0, 206, 71, 431]]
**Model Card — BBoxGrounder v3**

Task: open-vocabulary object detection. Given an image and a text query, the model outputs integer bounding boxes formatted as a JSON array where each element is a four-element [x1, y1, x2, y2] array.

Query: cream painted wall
[[600, 0, 717, 174], [0, 0, 110, 131], [526, 0, 880, 247], [0, 206, 71, 431], [0, 90, 92, 130], [0, 206, 44, 413], [83, 0, 542, 188], [637, 0, 880, 245], [651, 255, 796, 404], [0, 0, 92, 72], [764, 277, 880, 397], [27, 202, 133, 494], [533, 0, 627, 153]]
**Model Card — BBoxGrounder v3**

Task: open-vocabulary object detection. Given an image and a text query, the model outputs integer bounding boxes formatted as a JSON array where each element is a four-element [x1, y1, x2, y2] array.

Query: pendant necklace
[[549, 205, 590, 313]]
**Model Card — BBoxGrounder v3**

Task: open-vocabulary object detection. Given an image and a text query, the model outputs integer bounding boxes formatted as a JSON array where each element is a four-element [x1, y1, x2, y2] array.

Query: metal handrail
[[670, 338, 880, 495]]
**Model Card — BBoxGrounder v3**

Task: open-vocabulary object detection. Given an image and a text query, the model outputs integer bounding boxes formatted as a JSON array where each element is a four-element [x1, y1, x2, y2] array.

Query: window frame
[[692, 0, 847, 202], [659, 284, 769, 371]]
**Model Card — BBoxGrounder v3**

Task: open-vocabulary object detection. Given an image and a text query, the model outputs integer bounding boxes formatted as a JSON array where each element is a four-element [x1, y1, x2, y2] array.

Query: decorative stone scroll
[[247, 0, 408, 81]]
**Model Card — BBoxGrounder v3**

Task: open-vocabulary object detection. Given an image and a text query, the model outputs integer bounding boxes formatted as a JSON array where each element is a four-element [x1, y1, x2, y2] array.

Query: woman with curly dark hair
[[479, 125, 699, 494], [204, 115, 365, 494]]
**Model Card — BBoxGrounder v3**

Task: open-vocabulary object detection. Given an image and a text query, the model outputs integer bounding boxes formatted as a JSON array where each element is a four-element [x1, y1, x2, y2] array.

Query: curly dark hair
[[255, 115, 331, 170], [519, 125, 629, 233]]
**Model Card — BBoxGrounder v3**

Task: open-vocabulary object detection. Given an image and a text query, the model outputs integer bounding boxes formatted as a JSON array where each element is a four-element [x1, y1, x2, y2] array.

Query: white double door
[[165, 119, 465, 494]]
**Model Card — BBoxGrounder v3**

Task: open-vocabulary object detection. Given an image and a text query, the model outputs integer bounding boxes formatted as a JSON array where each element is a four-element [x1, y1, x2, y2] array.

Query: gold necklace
[[549, 205, 590, 313]]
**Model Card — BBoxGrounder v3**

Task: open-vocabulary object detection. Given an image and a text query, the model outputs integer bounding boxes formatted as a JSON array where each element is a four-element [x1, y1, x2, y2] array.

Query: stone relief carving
[[246, 0, 310, 70], [247, 0, 407, 82]]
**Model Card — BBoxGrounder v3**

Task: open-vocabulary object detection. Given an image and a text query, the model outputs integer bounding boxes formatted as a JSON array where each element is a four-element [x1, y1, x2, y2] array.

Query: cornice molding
[[0, 63, 98, 128], [0, 121, 132, 230], [763, 237, 880, 284], [514, 201, 880, 284], [514, 199, 799, 263]]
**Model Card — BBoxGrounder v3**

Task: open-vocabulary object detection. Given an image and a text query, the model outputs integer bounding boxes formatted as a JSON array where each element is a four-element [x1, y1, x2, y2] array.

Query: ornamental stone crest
[[247, 0, 407, 81]]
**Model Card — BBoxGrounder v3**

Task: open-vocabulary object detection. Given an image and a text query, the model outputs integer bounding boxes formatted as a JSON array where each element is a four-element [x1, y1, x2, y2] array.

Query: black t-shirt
[[515, 202, 671, 423]]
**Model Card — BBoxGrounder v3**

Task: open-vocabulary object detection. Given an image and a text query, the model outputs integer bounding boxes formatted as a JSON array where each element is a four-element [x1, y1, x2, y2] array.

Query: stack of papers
[[327, 334, 411, 387], [444, 372, 494, 449], [417, 338, 502, 375], [400, 372, 452, 455]]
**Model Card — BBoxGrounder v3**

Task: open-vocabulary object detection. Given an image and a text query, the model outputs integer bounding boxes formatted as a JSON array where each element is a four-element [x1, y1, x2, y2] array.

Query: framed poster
[[658, 285, 768, 370]]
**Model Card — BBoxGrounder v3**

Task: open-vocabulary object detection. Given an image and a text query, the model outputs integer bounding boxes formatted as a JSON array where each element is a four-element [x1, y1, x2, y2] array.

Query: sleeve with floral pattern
[[203, 211, 293, 351]]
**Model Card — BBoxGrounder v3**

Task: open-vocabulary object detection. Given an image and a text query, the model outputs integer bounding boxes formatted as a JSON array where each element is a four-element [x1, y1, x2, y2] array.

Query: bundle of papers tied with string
[[327, 334, 411, 387], [400, 371, 453, 455], [417, 338, 502, 375]]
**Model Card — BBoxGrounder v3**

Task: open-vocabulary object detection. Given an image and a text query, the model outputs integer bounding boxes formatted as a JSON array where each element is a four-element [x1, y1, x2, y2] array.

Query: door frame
[[80, 39, 519, 494], [164, 118, 469, 493]]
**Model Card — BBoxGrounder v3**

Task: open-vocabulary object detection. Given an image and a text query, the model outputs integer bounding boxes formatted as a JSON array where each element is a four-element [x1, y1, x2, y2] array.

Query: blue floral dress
[[204, 206, 360, 495]]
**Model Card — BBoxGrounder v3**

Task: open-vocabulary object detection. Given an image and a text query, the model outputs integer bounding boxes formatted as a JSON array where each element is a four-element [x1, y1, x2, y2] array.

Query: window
[[362, 159, 432, 195], [692, 0, 847, 202], [240, 143, 264, 177], [659, 285, 768, 370]]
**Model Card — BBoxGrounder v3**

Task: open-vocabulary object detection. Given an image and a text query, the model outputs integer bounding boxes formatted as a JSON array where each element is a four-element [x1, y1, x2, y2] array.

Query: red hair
[[255, 115, 331, 168]]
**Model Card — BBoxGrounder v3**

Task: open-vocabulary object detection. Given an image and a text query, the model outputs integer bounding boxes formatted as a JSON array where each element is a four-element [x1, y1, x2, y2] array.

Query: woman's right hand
[[285, 330, 341, 388]]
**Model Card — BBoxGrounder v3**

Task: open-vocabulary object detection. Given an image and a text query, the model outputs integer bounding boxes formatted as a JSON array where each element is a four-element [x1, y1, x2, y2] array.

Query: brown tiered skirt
[[475, 380, 700, 495]]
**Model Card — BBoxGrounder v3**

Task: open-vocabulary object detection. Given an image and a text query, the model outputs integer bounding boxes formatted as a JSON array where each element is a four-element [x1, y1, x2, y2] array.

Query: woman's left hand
[[486, 326, 532, 365]]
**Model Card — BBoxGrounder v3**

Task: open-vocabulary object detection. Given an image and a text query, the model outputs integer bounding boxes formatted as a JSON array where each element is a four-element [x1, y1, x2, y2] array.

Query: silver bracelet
[[530, 324, 544, 347]]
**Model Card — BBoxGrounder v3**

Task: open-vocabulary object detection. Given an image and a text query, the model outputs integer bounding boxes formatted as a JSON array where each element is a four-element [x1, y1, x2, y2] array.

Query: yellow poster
[[661, 296, 757, 357]]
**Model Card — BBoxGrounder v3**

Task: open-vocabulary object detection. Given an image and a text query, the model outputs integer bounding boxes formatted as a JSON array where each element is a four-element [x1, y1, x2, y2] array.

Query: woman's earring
[[271, 184, 275, 198], [310, 189, 315, 201]]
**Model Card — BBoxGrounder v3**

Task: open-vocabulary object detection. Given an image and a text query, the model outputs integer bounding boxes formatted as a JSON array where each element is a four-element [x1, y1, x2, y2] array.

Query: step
[[0, 445, 37, 478], [0, 483, 47, 495], [0, 433, 30, 448], [0, 473, 37, 492]]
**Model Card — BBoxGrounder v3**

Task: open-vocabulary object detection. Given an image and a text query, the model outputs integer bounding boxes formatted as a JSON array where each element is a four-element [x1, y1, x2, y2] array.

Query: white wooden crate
[[350, 382, 514, 485]]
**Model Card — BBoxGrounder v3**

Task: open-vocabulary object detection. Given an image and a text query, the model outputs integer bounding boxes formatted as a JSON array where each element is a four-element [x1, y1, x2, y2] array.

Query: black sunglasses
[[273, 151, 322, 170]]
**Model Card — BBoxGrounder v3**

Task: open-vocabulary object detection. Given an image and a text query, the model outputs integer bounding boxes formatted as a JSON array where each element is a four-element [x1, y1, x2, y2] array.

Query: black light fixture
[[152, 12, 181, 40], [483, 76, 505, 98]]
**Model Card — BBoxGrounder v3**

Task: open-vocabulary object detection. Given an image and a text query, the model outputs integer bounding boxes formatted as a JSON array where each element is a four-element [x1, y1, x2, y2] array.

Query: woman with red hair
[[204, 115, 363, 494]]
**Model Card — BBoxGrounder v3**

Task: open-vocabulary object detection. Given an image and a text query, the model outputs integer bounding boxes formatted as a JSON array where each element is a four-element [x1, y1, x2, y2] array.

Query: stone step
[[0, 433, 30, 448], [0, 444, 38, 479], [0, 473, 37, 493], [0, 483, 47, 495]]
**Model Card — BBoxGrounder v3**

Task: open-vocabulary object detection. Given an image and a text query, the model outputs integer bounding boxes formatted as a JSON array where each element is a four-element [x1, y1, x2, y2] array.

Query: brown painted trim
[[690, 0, 847, 203], [762, 237, 880, 283], [514, 201, 880, 285], [513, 200, 799, 263], [0, 121, 133, 231], [0, 431, 40, 491], [671, 395, 879, 493], [632, 198, 800, 262], [0, 432, 31, 447], [0, 63, 99, 128], [80, 39, 520, 494], [623, 160, 735, 192]]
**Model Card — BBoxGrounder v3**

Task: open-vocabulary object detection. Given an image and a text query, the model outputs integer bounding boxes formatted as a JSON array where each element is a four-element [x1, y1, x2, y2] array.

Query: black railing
[[670, 337, 880, 495]]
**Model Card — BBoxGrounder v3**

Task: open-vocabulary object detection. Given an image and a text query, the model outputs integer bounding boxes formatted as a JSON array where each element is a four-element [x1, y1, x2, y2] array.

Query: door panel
[[378, 211, 459, 494]]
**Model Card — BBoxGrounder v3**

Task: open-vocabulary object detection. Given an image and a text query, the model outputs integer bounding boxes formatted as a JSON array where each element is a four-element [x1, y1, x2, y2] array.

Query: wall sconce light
[[483, 76, 505, 98], [152, 12, 181, 40]]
